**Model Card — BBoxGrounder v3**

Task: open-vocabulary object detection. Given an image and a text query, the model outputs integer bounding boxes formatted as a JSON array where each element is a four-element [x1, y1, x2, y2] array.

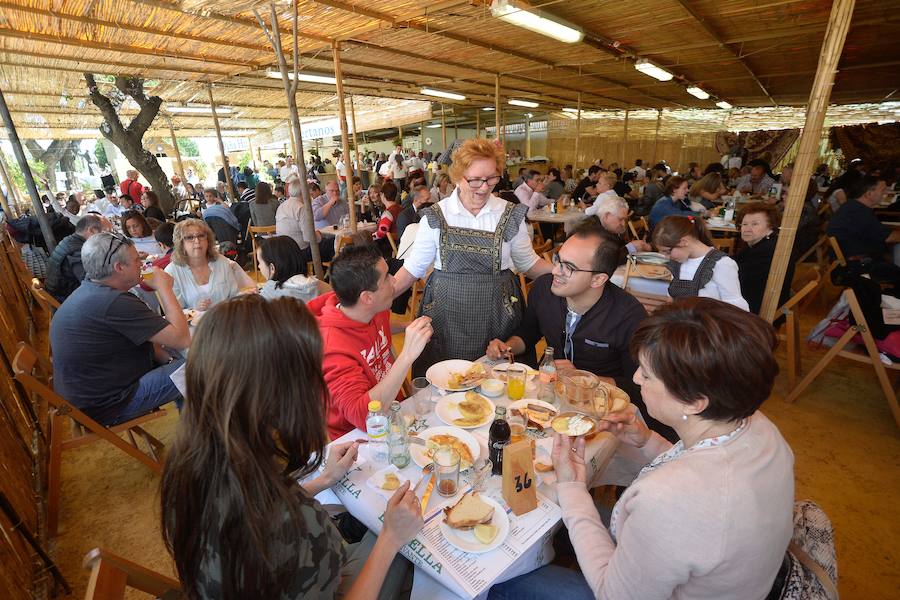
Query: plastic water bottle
[[538, 347, 558, 405], [366, 400, 389, 466], [388, 401, 410, 468]]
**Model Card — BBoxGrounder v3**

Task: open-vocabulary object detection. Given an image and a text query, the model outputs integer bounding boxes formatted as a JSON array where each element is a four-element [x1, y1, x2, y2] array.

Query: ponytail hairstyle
[[652, 215, 712, 248]]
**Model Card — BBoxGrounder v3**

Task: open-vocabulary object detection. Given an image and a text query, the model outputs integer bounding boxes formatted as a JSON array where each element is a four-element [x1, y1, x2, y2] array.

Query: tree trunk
[[83, 74, 177, 214]]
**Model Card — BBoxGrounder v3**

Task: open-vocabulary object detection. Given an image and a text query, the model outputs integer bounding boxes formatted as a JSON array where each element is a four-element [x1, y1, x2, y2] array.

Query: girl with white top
[[652, 215, 749, 310], [389, 154, 408, 192], [164, 218, 256, 310]]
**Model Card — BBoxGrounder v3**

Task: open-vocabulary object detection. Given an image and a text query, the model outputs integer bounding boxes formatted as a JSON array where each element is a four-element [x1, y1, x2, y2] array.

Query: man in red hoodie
[[308, 243, 432, 440]]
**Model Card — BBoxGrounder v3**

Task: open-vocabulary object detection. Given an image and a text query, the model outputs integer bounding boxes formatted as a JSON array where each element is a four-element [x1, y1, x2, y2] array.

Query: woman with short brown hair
[[392, 138, 552, 372], [491, 298, 794, 600], [735, 202, 793, 314]]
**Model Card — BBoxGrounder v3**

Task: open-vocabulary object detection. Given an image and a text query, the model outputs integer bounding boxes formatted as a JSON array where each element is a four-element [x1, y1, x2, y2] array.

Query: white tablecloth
[[611, 264, 670, 297], [527, 207, 587, 234], [322, 373, 620, 599]]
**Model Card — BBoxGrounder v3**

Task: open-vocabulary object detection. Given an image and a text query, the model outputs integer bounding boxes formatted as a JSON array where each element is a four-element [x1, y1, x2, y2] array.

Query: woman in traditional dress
[[392, 139, 552, 373]]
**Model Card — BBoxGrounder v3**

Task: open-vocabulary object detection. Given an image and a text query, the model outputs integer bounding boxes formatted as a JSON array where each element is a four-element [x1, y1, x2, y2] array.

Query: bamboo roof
[[1, 0, 899, 140]]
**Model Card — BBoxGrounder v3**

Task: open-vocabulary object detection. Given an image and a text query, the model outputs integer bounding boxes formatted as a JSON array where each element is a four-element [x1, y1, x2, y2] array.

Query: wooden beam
[[349, 94, 361, 179], [332, 40, 356, 232], [574, 92, 582, 172], [167, 119, 186, 184], [622, 109, 629, 167], [672, 0, 778, 105], [475, 109, 480, 138], [495, 75, 501, 142], [441, 105, 447, 150], [652, 109, 662, 164], [760, 0, 856, 322], [207, 84, 235, 202]]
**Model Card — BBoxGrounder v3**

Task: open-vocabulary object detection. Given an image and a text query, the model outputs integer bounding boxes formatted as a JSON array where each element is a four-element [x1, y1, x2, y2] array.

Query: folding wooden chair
[[30, 277, 60, 316], [628, 216, 649, 241], [777, 271, 821, 392], [531, 221, 545, 247], [628, 290, 672, 314], [12, 343, 166, 536], [533, 238, 552, 256], [385, 231, 399, 258], [785, 288, 900, 429], [247, 224, 276, 280], [83, 548, 181, 600], [712, 237, 735, 255]]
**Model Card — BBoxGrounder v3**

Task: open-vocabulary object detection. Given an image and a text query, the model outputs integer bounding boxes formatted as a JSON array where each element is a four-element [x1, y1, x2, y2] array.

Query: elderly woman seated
[[489, 298, 794, 600], [735, 202, 794, 314], [121, 211, 161, 256], [164, 218, 255, 310]]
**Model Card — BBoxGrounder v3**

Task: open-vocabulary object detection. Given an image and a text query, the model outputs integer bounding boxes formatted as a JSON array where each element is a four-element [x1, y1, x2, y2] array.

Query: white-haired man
[[588, 195, 650, 254]]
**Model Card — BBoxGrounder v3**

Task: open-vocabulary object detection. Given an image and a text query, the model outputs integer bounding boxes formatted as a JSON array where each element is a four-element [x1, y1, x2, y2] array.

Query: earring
[[682, 413, 689, 422]]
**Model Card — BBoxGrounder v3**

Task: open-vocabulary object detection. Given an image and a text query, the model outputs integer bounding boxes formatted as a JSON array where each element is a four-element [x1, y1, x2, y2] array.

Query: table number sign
[[502, 440, 538, 515]]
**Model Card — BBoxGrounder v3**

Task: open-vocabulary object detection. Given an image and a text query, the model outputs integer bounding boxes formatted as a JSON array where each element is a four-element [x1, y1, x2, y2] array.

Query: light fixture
[[509, 99, 539, 108], [265, 70, 337, 85], [562, 107, 579, 113], [482, 107, 495, 111], [716, 100, 733, 109], [634, 59, 674, 82], [169, 105, 234, 114], [490, 0, 584, 44], [426, 123, 443, 128], [686, 86, 710, 100], [420, 88, 466, 101], [67, 128, 97, 135]]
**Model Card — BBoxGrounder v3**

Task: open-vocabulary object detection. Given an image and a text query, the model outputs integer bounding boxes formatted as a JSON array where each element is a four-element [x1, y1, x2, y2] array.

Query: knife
[[419, 473, 436, 516]]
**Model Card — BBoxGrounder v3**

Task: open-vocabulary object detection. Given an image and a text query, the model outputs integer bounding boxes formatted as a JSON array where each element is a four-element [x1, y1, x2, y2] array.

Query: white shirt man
[[515, 173, 552, 211], [280, 157, 298, 182]]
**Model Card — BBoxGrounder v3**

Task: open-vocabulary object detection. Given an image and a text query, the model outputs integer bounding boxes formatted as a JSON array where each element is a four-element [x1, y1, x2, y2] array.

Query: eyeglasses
[[183, 234, 207, 242], [103, 233, 128, 265], [464, 175, 501, 189], [551, 253, 604, 278]]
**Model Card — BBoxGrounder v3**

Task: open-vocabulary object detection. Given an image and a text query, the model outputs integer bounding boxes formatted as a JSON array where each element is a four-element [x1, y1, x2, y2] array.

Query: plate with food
[[365, 465, 409, 499], [634, 263, 671, 280], [410, 426, 480, 470], [633, 252, 669, 265], [551, 412, 598, 437], [489, 362, 538, 382], [435, 391, 495, 429], [507, 400, 558, 431], [439, 491, 510, 554], [426, 360, 488, 391]]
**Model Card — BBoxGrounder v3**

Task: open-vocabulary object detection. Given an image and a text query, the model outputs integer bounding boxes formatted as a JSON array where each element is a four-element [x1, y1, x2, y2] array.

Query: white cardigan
[[165, 256, 253, 309]]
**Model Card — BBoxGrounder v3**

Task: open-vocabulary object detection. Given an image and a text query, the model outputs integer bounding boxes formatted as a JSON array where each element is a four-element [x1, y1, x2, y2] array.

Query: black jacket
[[735, 233, 793, 314], [45, 233, 86, 301]]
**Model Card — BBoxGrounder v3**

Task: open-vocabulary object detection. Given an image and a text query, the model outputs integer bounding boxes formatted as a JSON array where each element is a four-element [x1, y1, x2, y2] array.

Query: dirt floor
[[50, 300, 900, 599]]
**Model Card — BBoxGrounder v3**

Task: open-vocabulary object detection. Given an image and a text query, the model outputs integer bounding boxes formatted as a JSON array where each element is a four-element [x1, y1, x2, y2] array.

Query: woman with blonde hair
[[164, 218, 256, 310], [391, 138, 553, 372], [689, 172, 727, 210], [430, 173, 454, 203]]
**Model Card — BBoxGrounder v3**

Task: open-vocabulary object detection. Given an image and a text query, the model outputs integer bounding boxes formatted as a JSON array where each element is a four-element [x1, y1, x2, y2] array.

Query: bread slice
[[443, 491, 494, 530]]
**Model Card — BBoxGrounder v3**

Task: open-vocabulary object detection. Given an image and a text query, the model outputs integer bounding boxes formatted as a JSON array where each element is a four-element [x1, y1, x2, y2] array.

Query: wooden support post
[[167, 119, 186, 183], [525, 113, 531, 158], [475, 109, 480, 138], [441, 104, 447, 150], [574, 92, 582, 172], [454, 115, 459, 141], [652, 109, 662, 165], [420, 120, 426, 152], [332, 39, 357, 232], [398, 126, 403, 147], [622, 109, 630, 168], [760, 0, 856, 322], [349, 94, 361, 178], [495, 74, 502, 142], [247, 137, 256, 170], [0, 86, 55, 248], [207, 83, 235, 203]]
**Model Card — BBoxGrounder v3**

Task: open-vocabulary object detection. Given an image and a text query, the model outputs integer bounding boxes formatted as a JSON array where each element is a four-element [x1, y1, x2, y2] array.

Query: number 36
[[514, 473, 532, 493]]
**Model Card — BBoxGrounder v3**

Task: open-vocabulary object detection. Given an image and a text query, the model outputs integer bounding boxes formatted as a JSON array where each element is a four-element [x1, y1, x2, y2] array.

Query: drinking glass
[[434, 447, 461, 497], [506, 365, 527, 401], [411, 377, 432, 416], [339, 215, 350, 230]]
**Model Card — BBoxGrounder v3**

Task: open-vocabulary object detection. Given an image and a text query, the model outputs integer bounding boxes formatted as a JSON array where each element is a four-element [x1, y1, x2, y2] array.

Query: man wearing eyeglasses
[[50, 232, 191, 427], [485, 218, 675, 440]]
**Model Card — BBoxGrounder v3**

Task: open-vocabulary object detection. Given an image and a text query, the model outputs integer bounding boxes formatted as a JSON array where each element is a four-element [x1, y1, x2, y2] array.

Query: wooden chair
[[628, 216, 648, 241], [12, 343, 166, 536], [628, 290, 672, 314], [30, 277, 60, 316], [385, 231, 399, 258], [778, 271, 821, 392], [247, 224, 276, 280], [785, 288, 900, 428], [533, 238, 552, 256], [531, 221, 546, 247], [712, 237, 735, 255], [83, 548, 181, 600]]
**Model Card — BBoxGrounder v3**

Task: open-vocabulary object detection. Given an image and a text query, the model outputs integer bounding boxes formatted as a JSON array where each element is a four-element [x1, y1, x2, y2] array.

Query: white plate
[[410, 426, 481, 470], [426, 359, 487, 391], [507, 399, 558, 419], [439, 495, 510, 554], [365, 465, 410, 500], [490, 362, 538, 382], [633, 252, 669, 265], [435, 392, 495, 429]]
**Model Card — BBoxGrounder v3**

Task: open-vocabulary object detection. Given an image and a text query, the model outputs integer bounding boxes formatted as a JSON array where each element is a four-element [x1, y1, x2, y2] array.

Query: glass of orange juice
[[506, 365, 526, 401]]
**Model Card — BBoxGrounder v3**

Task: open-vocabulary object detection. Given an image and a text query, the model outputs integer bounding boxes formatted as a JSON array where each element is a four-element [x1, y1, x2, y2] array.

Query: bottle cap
[[495, 406, 507, 416], [368, 400, 382, 412]]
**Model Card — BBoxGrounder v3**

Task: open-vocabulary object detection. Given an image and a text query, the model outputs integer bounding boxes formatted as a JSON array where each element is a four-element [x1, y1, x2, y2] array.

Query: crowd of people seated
[[13, 138, 891, 599]]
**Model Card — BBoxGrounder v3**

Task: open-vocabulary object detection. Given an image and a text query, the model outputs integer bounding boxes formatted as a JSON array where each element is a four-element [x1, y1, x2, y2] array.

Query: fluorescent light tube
[[426, 123, 443, 128], [634, 59, 674, 82], [509, 99, 539, 108], [716, 100, 733, 109], [482, 107, 495, 111], [266, 70, 337, 85], [421, 88, 466, 101], [686, 86, 710, 100], [491, 0, 583, 44]]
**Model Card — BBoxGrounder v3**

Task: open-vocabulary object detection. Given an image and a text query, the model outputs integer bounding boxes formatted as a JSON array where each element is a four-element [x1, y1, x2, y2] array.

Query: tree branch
[[84, 73, 127, 143]]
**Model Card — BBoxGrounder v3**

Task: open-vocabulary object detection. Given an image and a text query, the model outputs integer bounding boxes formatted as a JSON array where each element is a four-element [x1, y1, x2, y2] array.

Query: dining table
[[318, 221, 377, 238], [527, 205, 588, 234], [316, 362, 628, 600]]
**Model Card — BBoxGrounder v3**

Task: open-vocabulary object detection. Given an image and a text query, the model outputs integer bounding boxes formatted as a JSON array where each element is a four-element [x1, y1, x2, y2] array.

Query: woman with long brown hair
[[250, 181, 277, 227], [161, 295, 422, 599]]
